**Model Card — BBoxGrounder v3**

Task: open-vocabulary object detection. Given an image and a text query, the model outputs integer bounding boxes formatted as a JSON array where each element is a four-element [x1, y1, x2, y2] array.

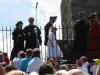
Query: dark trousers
[[10, 47, 24, 60], [25, 40, 38, 50], [10, 48, 20, 60], [72, 38, 88, 61]]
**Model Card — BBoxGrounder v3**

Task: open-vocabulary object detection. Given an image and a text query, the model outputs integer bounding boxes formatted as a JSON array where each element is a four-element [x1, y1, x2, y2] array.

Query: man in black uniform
[[44, 16, 57, 45], [24, 17, 42, 50], [10, 21, 24, 60], [73, 15, 89, 60]]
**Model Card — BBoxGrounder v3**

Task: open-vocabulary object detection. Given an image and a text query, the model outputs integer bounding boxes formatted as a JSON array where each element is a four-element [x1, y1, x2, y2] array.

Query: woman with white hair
[[47, 27, 63, 59]]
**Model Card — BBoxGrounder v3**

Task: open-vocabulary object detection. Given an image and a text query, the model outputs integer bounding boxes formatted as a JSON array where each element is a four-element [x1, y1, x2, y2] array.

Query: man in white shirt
[[26, 48, 42, 73], [77, 56, 89, 73], [81, 61, 89, 73], [90, 61, 98, 75]]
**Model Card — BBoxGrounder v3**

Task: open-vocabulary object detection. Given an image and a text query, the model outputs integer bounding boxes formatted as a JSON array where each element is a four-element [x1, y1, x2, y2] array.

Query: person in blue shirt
[[20, 49, 33, 72]]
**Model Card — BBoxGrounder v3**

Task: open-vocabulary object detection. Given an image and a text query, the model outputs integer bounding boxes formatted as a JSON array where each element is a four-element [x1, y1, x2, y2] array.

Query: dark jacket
[[73, 19, 89, 57], [10, 28, 24, 60], [12, 28, 24, 50], [24, 24, 42, 49], [44, 22, 53, 45]]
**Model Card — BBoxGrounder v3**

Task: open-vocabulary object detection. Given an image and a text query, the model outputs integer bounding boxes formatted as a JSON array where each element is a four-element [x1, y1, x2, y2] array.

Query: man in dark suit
[[73, 15, 89, 60], [24, 17, 42, 50]]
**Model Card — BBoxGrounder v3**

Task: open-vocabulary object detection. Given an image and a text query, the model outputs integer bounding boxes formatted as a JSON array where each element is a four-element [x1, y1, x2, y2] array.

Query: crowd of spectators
[[0, 48, 100, 75]]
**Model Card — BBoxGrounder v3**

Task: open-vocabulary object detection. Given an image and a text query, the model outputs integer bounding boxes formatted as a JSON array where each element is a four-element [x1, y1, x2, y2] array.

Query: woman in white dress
[[47, 27, 63, 58]]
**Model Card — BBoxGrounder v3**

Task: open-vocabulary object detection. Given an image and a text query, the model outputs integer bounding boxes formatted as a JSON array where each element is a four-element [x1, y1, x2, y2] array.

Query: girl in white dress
[[47, 27, 63, 58]]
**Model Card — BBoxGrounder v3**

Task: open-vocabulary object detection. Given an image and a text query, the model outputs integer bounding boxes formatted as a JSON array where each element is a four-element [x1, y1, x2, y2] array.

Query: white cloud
[[38, 0, 61, 15], [32, 0, 62, 26]]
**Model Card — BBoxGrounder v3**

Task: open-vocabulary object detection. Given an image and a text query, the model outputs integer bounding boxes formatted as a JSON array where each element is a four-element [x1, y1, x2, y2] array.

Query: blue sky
[[0, 0, 33, 26], [0, 0, 61, 27]]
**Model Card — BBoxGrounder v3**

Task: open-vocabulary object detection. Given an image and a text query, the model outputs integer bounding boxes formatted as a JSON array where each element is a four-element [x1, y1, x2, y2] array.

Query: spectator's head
[[2, 52, 8, 62], [80, 56, 88, 63], [2, 52, 9, 65], [71, 65, 77, 69], [66, 69, 89, 75], [55, 70, 68, 75], [0, 53, 4, 62], [6, 70, 28, 75], [93, 59, 100, 65], [32, 48, 40, 58], [59, 64, 69, 71], [28, 17, 34, 24], [16, 21, 23, 29], [39, 63, 55, 75], [5, 65, 16, 73], [3, 52, 8, 57], [29, 72, 38, 75], [88, 59, 96, 65], [20, 52, 25, 58], [47, 58, 56, 64], [26, 49, 33, 57], [76, 59, 83, 67], [47, 58, 58, 70], [26, 49, 33, 58], [17, 51, 25, 58]]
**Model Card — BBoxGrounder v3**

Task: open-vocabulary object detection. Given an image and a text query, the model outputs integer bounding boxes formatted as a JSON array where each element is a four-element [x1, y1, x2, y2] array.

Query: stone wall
[[61, 0, 72, 40], [72, 0, 100, 20], [61, 0, 100, 40]]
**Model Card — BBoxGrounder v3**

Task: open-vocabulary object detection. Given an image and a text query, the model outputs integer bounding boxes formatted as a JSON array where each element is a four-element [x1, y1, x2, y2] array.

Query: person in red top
[[88, 14, 100, 50], [3, 53, 10, 65]]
